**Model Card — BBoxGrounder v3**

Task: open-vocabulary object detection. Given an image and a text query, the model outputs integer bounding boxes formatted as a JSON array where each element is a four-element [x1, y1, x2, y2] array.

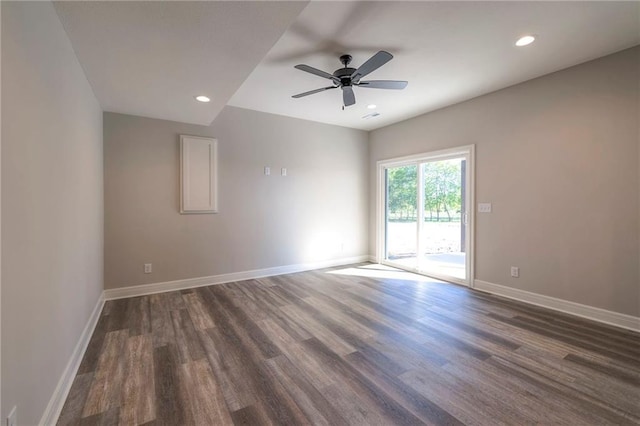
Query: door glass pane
[[385, 165, 418, 270], [420, 158, 466, 279]]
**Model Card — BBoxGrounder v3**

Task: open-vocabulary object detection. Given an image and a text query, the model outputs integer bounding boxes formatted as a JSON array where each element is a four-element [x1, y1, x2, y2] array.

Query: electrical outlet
[[144, 263, 152, 274], [264, 166, 271, 176], [7, 406, 17, 426], [281, 168, 287, 177], [511, 266, 519, 278]]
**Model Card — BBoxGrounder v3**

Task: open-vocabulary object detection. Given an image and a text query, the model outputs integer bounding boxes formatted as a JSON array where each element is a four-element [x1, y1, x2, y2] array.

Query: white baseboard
[[474, 279, 640, 332], [104, 255, 372, 300], [39, 293, 105, 425]]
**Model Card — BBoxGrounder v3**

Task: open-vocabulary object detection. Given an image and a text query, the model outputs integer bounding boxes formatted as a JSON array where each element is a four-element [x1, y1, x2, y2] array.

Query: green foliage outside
[[387, 160, 463, 222]]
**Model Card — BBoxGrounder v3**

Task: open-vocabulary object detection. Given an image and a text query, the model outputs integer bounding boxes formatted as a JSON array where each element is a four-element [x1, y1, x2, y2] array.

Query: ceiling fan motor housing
[[334, 67, 356, 86]]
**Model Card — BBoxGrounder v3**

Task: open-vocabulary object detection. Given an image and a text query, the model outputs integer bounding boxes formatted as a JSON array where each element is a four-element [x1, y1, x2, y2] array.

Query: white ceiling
[[53, 1, 308, 125], [229, 1, 640, 130], [54, 1, 639, 131]]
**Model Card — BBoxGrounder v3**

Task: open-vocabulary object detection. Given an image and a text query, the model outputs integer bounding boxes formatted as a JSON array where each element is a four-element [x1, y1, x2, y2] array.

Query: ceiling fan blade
[[351, 51, 393, 82], [292, 86, 337, 98], [342, 86, 356, 106], [294, 64, 339, 83], [357, 80, 408, 90]]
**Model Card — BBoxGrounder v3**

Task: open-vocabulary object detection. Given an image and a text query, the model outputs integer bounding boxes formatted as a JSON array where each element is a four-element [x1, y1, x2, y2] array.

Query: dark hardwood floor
[[58, 263, 640, 425]]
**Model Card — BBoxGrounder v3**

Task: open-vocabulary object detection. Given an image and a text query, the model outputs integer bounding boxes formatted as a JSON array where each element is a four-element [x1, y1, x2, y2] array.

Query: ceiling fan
[[292, 51, 407, 108]]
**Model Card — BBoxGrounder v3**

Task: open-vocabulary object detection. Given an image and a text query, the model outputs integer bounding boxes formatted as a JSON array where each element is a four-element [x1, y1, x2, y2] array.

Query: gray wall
[[370, 47, 640, 317], [1, 2, 104, 424], [104, 107, 369, 289]]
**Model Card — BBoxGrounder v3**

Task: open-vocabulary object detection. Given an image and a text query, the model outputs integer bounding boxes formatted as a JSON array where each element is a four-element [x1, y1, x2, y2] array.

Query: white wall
[[0, 1, 3, 417], [1, 2, 103, 424], [104, 107, 369, 289], [370, 47, 640, 317]]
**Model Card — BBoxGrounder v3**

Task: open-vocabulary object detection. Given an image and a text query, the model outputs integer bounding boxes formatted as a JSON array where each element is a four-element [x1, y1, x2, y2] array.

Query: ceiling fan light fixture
[[515, 35, 535, 47], [195, 95, 211, 103]]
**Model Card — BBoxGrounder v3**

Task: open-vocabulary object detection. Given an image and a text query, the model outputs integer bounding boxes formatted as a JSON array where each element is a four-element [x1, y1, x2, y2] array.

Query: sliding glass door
[[419, 158, 466, 280], [385, 165, 418, 270], [379, 146, 474, 286]]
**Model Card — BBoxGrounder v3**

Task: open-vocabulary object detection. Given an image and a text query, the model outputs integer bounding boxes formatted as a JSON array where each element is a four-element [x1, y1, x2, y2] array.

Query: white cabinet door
[[180, 135, 218, 214]]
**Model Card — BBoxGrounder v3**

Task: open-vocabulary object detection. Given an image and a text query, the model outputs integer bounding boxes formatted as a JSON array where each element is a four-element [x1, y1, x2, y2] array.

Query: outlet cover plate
[[478, 203, 492, 213]]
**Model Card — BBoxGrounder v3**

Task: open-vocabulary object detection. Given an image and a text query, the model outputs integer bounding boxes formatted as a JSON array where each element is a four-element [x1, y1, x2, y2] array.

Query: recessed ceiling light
[[195, 95, 211, 103], [367, 104, 377, 109], [515, 35, 535, 47]]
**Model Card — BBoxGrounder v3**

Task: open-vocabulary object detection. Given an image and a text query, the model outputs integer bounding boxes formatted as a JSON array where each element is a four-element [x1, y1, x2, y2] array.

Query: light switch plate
[[478, 203, 492, 213]]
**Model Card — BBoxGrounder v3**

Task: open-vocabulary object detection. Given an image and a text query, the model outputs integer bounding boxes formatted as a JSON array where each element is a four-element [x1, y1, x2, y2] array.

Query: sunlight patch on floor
[[327, 263, 444, 283]]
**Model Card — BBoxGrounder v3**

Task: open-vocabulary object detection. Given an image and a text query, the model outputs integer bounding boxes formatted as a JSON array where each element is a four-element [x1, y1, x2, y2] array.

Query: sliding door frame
[[376, 145, 476, 287]]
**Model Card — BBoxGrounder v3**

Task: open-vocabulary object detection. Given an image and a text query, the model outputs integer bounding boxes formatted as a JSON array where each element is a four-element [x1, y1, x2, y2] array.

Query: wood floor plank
[[345, 351, 463, 425], [404, 352, 561, 426], [57, 373, 94, 426], [153, 345, 186, 426], [258, 300, 313, 342], [512, 345, 640, 417], [236, 280, 291, 308], [105, 299, 130, 332], [202, 286, 282, 359], [488, 312, 640, 364], [82, 330, 128, 417], [197, 327, 257, 411], [229, 405, 273, 426], [440, 353, 573, 424], [258, 319, 336, 390], [266, 274, 313, 299], [182, 292, 215, 329], [217, 282, 270, 323], [319, 382, 389, 425], [178, 359, 234, 425], [77, 314, 109, 375], [127, 297, 152, 336], [418, 308, 522, 351], [300, 296, 377, 340], [120, 335, 155, 425], [195, 302, 310, 424], [279, 304, 356, 356], [170, 309, 205, 363], [263, 355, 347, 426], [363, 333, 448, 373], [486, 353, 639, 425], [60, 263, 640, 426], [564, 353, 640, 386], [164, 291, 187, 311], [149, 294, 175, 349], [301, 337, 427, 425], [78, 407, 120, 426]]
